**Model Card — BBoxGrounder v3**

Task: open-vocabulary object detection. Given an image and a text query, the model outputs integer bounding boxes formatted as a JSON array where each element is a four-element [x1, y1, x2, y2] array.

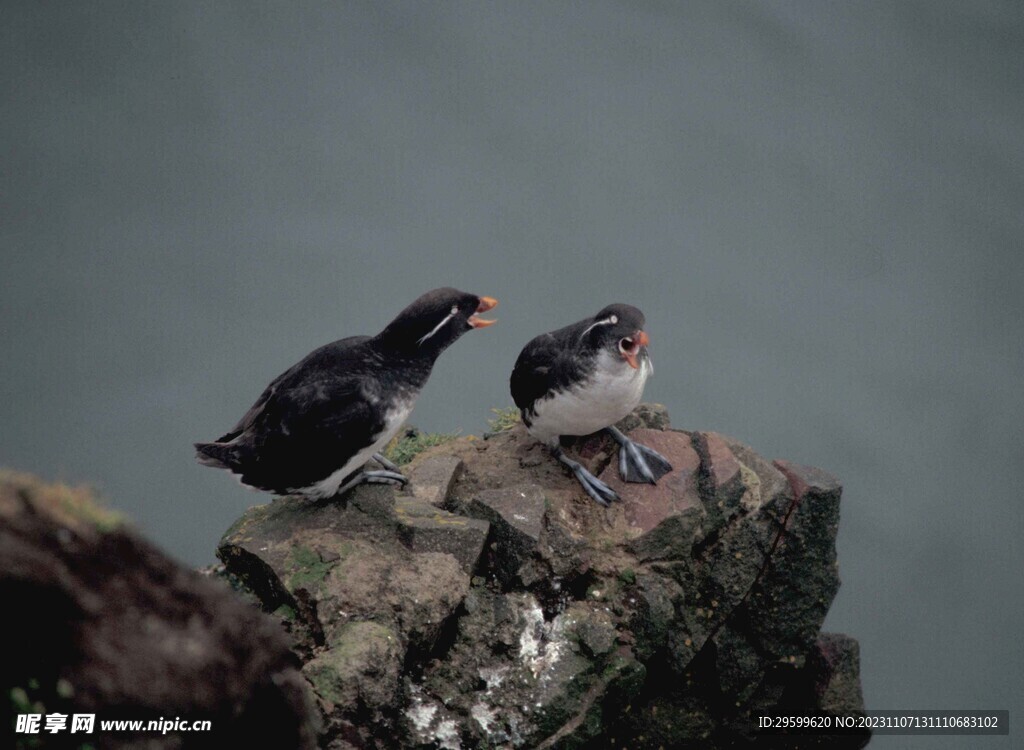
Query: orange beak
[[623, 330, 649, 369], [468, 296, 498, 328]]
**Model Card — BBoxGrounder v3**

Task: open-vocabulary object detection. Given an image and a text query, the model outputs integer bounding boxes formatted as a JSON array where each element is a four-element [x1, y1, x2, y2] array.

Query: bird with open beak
[[510, 303, 672, 505], [196, 287, 497, 499]]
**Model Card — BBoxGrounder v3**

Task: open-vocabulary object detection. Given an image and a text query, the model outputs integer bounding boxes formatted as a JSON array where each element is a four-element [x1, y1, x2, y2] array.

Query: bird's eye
[[450, 305, 459, 315], [610, 314, 618, 324], [619, 337, 638, 355]]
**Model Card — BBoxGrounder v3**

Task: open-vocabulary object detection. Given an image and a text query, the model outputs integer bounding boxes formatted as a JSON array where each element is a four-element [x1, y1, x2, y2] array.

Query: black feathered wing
[[212, 335, 372, 443], [195, 336, 384, 492], [510, 325, 589, 420]]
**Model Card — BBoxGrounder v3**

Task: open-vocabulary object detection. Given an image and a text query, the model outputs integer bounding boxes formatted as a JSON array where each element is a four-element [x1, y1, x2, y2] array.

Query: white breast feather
[[527, 350, 650, 445]]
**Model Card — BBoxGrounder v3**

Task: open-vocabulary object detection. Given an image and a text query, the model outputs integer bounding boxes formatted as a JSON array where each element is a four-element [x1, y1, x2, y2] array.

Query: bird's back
[[195, 335, 396, 493]]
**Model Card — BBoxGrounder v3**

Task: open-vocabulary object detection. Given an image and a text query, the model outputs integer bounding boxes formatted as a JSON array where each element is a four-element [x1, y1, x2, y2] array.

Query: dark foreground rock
[[0, 470, 319, 749], [218, 406, 869, 749]]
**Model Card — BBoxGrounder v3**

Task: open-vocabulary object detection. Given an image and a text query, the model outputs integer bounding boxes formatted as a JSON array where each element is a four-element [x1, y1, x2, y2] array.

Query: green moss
[[601, 656, 626, 680], [10, 677, 93, 749], [10, 686, 32, 714], [619, 568, 637, 586], [285, 545, 335, 593], [60, 491, 123, 532], [10, 684, 46, 721], [304, 661, 345, 706], [383, 428, 459, 466], [306, 621, 401, 707], [273, 604, 297, 621], [221, 502, 273, 540], [55, 679, 74, 699], [0, 471, 124, 533], [486, 406, 520, 433], [327, 619, 396, 653]]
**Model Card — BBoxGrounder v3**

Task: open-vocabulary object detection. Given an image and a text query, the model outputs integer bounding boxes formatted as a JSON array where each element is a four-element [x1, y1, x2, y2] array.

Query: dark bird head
[[376, 287, 498, 357], [581, 303, 649, 369]]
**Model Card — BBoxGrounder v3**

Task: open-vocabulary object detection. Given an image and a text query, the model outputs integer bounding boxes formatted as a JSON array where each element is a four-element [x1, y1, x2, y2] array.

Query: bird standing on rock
[[196, 288, 497, 499], [510, 304, 673, 505]]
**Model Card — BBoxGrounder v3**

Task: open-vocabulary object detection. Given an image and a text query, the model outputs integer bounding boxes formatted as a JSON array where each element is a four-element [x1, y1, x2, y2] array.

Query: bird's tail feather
[[194, 441, 241, 470]]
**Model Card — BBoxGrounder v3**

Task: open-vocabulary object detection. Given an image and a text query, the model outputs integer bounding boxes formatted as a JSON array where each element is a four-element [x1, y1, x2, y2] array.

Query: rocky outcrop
[[217, 406, 869, 749], [0, 471, 319, 749]]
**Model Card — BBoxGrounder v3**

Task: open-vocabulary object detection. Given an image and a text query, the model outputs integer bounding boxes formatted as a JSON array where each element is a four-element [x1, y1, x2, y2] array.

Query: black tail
[[194, 441, 241, 470]]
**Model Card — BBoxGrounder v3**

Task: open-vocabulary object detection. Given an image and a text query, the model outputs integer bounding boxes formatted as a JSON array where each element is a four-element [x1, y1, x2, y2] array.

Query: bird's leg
[[552, 446, 619, 506], [372, 452, 402, 473], [360, 469, 408, 486], [606, 426, 673, 484], [335, 468, 408, 497]]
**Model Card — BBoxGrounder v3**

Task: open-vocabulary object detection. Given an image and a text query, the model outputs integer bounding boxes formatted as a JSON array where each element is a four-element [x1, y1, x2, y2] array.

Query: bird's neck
[[368, 335, 437, 383]]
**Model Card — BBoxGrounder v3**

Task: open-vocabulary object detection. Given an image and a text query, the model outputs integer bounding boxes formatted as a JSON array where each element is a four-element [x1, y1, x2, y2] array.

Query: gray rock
[[0, 471, 319, 749], [467, 484, 547, 584], [745, 460, 842, 657], [303, 620, 403, 721], [216, 480, 487, 743], [606, 429, 705, 561], [210, 404, 866, 749], [404, 454, 464, 508], [629, 570, 684, 661], [811, 633, 869, 719], [712, 616, 765, 702], [725, 437, 794, 522], [693, 430, 749, 537], [410, 589, 646, 749], [616, 401, 671, 431], [394, 496, 489, 574]]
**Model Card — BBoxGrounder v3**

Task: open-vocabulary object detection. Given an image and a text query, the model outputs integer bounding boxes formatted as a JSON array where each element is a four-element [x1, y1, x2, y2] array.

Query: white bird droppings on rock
[[471, 702, 497, 734], [518, 596, 566, 679], [435, 719, 460, 750]]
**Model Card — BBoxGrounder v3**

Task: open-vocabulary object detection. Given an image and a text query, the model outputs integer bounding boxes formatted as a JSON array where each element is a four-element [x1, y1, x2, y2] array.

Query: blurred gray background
[[2, 2, 1021, 746]]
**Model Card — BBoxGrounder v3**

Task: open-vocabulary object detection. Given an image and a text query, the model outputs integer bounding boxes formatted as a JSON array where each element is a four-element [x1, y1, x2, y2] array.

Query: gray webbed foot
[[360, 469, 408, 486], [553, 447, 619, 506], [606, 426, 673, 484], [335, 468, 409, 498], [371, 452, 402, 473]]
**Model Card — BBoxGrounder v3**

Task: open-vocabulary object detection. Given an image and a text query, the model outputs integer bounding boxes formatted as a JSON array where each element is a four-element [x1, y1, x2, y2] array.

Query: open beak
[[468, 296, 498, 329], [622, 330, 649, 369]]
